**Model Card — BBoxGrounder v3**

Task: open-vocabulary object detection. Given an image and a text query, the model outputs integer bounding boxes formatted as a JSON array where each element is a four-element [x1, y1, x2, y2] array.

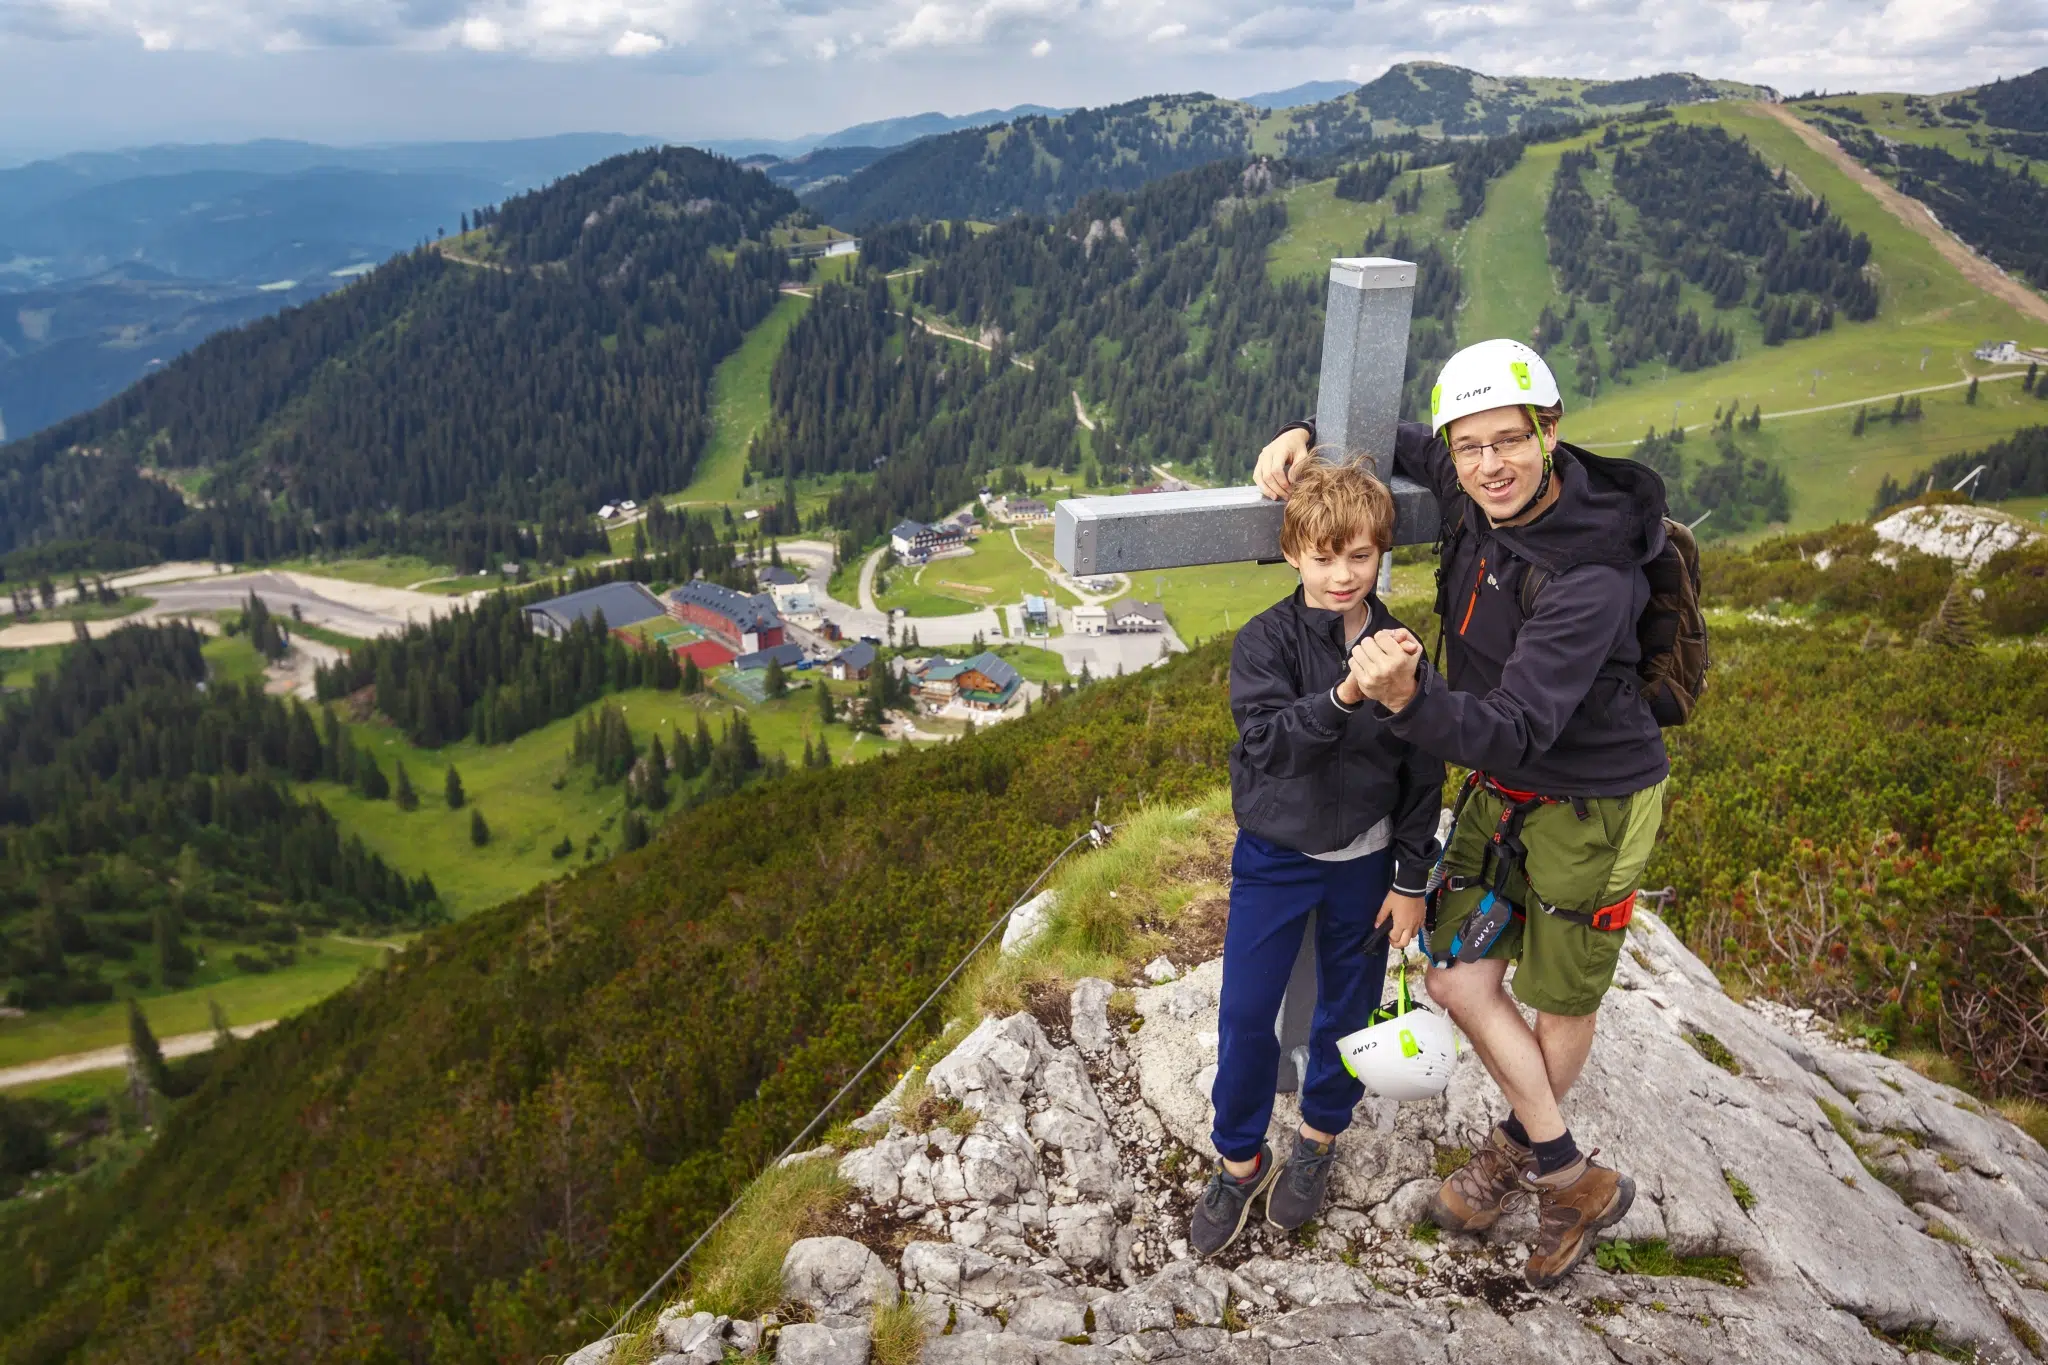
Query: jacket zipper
[[1459, 554, 1488, 636]]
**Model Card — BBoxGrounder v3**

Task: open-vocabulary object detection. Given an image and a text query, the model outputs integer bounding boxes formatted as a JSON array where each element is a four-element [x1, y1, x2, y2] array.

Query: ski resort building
[[665, 580, 785, 653], [523, 581, 667, 639]]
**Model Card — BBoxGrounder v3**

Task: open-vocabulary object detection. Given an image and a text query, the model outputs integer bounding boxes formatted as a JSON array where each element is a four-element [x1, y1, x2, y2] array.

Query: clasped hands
[[1337, 625, 1422, 712]]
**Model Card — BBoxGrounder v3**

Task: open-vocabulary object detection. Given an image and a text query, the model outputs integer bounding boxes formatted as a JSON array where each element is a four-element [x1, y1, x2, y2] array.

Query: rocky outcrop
[[1873, 503, 2040, 573], [568, 911, 2048, 1362]]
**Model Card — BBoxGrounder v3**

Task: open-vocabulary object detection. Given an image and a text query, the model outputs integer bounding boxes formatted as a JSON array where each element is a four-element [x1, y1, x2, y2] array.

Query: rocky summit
[[567, 911, 2048, 1364]]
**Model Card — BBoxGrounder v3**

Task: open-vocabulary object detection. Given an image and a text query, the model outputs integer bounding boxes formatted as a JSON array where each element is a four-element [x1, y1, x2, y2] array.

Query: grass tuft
[[1863, 1321, 1977, 1362], [821, 1119, 880, 1152], [1896, 1048, 1964, 1089], [1722, 1169, 1757, 1213], [1433, 1145, 1474, 1180], [1998, 1097, 2048, 1152], [2005, 1311, 2044, 1357], [1594, 1239, 1747, 1287], [1408, 1221, 1441, 1246], [1684, 1029, 1742, 1075], [686, 1158, 850, 1319], [947, 792, 1232, 1024], [871, 1296, 926, 1365], [1924, 1218, 1972, 1247]]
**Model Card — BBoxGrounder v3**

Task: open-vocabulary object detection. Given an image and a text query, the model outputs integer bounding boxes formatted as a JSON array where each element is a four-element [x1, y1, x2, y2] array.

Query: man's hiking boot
[[1523, 1152, 1635, 1289], [1428, 1123, 1533, 1233], [1190, 1142, 1277, 1258], [1266, 1132, 1337, 1233]]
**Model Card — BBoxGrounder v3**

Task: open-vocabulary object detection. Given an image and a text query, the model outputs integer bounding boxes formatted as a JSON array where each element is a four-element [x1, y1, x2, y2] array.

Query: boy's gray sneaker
[[1266, 1132, 1338, 1232], [1190, 1143, 1277, 1258]]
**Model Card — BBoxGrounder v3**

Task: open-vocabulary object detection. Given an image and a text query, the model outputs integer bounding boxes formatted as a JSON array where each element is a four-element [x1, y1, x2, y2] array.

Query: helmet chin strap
[[1486, 405, 1554, 526]]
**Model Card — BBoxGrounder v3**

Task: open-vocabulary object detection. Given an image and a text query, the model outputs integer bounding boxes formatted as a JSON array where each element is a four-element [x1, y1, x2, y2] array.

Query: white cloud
[[610, 27, 662, 53], [2, 0, 2045, 100], [1029, 36, 1048, 55], [458, 15, 506, 49]]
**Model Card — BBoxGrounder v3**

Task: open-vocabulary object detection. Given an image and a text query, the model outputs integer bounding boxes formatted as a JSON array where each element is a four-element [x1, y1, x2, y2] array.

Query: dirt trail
[[1752, 102, 2048, 327], [0, 1021, 276, 1089]]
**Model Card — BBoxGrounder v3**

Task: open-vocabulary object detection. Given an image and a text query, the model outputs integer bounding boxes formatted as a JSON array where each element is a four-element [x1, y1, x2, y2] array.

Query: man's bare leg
[[1426, 963, 1595, 1142]]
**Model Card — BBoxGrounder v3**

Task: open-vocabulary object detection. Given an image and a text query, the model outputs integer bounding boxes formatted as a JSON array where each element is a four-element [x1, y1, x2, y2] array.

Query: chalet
[[523, 581, 667, 640], [1976, 340, 2024, 364], [890, 519, 966, 561], [1071, 604, 1108, 637], [915, 651, 1022, 710], [1107, 599, 1167, 633], [734, 641, 805, 672], [1023, 594, 1052, 631], [1005, 498, 1051, 524], [597, 503, 619, 521], [953, 651, 1023, 711], [619, 499, 639, 513], [666, 579, 785, 653], [759, 565, 805, 589], [830, 641, 877, 681]]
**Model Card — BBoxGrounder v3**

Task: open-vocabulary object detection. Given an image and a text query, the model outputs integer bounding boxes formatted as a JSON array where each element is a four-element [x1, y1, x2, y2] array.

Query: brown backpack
[[1519, 517, 1710, 726]]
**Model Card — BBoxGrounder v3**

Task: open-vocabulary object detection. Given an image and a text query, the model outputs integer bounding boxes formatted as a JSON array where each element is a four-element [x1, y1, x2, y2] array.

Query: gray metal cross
[[1051, 256, 1437, 1094]]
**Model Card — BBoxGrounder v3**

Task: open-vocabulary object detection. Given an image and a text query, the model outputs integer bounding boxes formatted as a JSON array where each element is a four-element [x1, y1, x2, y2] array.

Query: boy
[[1193, 457, 1445, 1258]]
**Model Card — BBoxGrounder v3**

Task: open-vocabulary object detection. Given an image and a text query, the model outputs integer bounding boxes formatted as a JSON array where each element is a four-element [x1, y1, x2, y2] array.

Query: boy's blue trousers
[[1211, 830, 1391, 1162]]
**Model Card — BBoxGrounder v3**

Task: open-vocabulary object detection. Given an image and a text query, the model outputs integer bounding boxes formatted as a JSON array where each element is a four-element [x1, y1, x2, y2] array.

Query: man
[[1254, 338, 1671, 1288]]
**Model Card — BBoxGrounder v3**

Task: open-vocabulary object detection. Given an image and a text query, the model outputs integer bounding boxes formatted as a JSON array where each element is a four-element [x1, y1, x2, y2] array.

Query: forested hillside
[[0, 149, 798, 575], [0, 639, 1239, 1361], [0, 624, 439, 1013], [750, 271, 1081, 542], [1791, 67, 2048, 294], [806, 64, 1772, 229]]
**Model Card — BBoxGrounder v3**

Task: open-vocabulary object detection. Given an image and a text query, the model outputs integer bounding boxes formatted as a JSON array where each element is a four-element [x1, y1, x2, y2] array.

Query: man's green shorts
[[1425, 779, 1667, 1017]]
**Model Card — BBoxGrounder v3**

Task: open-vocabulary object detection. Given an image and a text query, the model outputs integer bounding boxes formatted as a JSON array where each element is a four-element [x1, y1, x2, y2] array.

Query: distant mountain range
[[804, 64, 1779, 227], [0, 134, 653, 441], [700, 105, 1069, 160], [1240, 79, 1362, 109]]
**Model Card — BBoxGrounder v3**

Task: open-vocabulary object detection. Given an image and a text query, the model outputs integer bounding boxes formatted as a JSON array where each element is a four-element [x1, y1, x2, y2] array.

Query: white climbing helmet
[[1429, 339, 1562, 434], [1337, 960, 1458, 1101]]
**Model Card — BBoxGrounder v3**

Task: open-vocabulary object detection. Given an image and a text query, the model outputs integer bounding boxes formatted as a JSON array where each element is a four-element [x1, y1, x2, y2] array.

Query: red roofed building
[[675, 639, 736, 672], [665, 580, 785, 653]]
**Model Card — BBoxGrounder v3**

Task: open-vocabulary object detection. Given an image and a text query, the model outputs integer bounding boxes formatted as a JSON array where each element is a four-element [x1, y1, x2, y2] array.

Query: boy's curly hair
[[1280, 451, 1396, 558]]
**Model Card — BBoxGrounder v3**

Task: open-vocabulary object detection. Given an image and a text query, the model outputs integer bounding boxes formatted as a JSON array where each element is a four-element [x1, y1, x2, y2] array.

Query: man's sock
[[1224, 1151, 1264, 1183], [1531, 1130, 1582, 1177], [1500, 1113, 1531, 1148]]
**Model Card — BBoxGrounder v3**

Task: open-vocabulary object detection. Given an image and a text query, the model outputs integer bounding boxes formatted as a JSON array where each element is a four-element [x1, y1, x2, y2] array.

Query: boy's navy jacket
[[1229, 587, 1444, 894], [1387, 420, 1671, 797]]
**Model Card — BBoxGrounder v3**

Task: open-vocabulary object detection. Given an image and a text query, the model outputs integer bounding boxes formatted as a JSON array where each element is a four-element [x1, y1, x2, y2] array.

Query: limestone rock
[[774, 1321, 870, 1365], [1874, 503, 2039, 574], [569, 906, 2048, 1365], [1070, 978, 1115, 1056], [560, 1337, 621, 1365], [1003, 890, 1059, 954]]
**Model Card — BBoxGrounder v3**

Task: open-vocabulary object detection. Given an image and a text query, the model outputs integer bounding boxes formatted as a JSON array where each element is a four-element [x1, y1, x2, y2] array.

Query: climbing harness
[[1426, 773, 1638, 971]]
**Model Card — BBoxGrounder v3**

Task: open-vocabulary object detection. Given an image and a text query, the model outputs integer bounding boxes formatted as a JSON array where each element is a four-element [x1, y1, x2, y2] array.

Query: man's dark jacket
[[1285, 418, 1672, 797], [1229, 586, 1444, 893]]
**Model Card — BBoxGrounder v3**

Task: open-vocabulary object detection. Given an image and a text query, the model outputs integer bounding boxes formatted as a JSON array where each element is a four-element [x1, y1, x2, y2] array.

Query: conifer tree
[[1967, 376, 1981, 405], [802, 737, 816, 769], [394, 760, 418, 811], [682, 657, 702, 694], [816, 733, 832, 767], [154, 904, 195, 987], [470, 808, 491, 847], [357, 752, 390, 800], [128, 999, 171, 1096], [765, 656, 788, 699], [1918, 578, 1985, 651], [445, 764, 466, 809], [817, 678, 836, 725], [641, 736, 669, 809]]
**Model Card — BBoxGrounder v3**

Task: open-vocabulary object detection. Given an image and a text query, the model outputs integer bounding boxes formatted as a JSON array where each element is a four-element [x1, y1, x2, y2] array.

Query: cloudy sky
[[2, 0, 2044, 157]]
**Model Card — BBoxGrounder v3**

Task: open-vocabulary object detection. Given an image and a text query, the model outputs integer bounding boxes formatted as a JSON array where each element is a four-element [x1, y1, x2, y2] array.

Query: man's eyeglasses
[[1449, 431, 1538, 463]]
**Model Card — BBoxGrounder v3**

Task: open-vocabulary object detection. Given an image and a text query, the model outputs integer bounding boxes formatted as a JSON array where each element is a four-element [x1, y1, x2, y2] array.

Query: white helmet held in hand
[[1338, 960, 1458, 1101], [1429, 339, 1562, 435]]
